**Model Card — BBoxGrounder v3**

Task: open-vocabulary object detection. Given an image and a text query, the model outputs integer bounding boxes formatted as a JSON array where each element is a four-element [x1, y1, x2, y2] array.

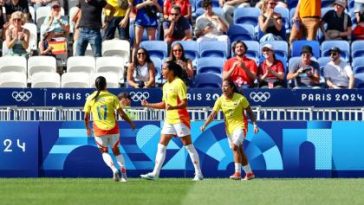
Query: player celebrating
[[84, 76, 136, 182], [140, 60, 203, 181], [200, 79, 259, 180]]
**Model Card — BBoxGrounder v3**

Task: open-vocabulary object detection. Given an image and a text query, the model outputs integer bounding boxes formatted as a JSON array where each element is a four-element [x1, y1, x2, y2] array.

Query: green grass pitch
[[1, 178, 363, 205]]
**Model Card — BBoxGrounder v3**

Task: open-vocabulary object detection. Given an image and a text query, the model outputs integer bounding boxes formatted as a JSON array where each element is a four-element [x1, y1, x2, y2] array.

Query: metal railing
[[1, 106, 363, 121]]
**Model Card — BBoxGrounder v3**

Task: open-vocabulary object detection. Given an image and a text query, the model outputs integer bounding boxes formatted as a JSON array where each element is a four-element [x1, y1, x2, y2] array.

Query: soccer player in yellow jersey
[[201, 79, 259, 180], [84, 76, 135, 182], [140, 61, 203, 181]]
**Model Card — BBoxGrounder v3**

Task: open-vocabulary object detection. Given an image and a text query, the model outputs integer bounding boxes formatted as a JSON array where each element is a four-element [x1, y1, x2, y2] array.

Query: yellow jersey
[[104, 0, 132, 17], [83, 91, 120, 137], [213, 93, 249, 136], [162, 77, 190, 127]]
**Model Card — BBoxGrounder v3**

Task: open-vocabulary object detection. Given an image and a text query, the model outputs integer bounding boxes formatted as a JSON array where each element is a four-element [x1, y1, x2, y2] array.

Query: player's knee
[[112, 146, 120, 155], [231, 144, 239, 151], [99, 147, 108, 153]]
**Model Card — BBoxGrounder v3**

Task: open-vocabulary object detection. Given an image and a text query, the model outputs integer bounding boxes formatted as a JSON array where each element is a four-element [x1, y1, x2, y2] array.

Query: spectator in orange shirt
[[223, 40, 258, 90], [289, 0, 321, 44]]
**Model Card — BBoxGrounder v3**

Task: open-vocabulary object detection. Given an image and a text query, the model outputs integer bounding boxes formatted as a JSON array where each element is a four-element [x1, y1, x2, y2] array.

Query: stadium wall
[[1, 121, 364, 178]]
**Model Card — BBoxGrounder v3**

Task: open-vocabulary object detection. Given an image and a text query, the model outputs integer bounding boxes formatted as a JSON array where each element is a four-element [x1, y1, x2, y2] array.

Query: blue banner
[[1, 88, 364, 108], [0, 122, 39, 177]]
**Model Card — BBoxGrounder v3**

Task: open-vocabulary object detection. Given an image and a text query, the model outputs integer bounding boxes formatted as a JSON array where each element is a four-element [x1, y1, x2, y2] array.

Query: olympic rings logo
[[11, 91, 33, 102], [249, 92, 271, 102], [130, 91, 150, 102]]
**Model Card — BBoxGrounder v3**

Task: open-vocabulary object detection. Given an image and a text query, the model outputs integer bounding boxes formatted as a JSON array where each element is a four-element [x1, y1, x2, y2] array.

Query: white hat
[[334, 0, 346, 8], [261, 43, 274, 51]]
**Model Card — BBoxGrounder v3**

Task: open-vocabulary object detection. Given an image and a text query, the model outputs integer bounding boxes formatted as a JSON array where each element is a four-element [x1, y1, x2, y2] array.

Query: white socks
[[115, 154, 126, 173], [185, 144, 202, 176], [235, 163, 242, 173], [242, 164, 252, 174], [102, 152, 118, 173], [152, 144, 167, 177]]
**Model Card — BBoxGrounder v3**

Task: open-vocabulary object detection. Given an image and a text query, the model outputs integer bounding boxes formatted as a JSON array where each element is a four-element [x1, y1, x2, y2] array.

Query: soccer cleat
[[140, 172, 157, 180], [192, 173, 204, 181], [120, 170, 127, 183], [242, 172, 255, 181], [113, 171, 121, 182], [229, 172, 242, 180]]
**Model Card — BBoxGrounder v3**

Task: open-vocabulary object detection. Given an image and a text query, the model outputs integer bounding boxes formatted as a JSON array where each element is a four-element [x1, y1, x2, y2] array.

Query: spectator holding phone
[[287, 45, 321, 88]]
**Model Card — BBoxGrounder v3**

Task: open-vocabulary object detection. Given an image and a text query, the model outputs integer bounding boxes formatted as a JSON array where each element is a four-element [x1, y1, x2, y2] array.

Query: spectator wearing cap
[[320, 0, 352, 41], [352, 11, 364, 40], [354, 0, 364, 23], [257, 43, 285, 88], [287, 45, 321, 88], [76, 0, 109, 57], [194, 0, 228, 43], [42, 1, 69, 39], [103, 0, 132, 40], [5, 11, 29, 56], [163, 5, 192, 45], [38, 29, 55, 56], [223, 40, 258, 90], [258, 0, 285, 43], [323, 47, 355, 89], [219, 0, 250, 25], [289, 0, 321, 44]]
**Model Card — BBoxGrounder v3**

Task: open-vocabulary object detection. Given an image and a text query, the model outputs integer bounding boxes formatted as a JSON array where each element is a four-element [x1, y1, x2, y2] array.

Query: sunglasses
[[170, 13, 179, 16], [173, 49, 182, 52], [269, 2, 277, 5], [137, 52, 145, 56], [13, 18, 21, 22]]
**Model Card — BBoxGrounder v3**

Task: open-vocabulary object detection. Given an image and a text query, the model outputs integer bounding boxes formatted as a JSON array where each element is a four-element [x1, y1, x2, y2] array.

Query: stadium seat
[[287, 0, 298, 9], [199, 40, 228, 58], [244, 40, 260, 62], [289, 8, 296, 28], [0, 72, 27, 88], [0, 56, 27, 73], [23, 23, 38, 52], [228, 24, 255, 41], [91, 72, 120, 88], [196, 57, 225, 74], [67, 56, 95, 74], [102, 40, 130, 64], [355, 73, 364, 88], [351, 40, 364, 58], [61, 72, 91, 88], [233, 7, 260, 26], [28, 6, 35, 24], [96, 56, 125, 83], [31, 72, 60, 88], [321, 0, 333, 8], [261, 41, 288, 60], [288, 56, 301, 71], [28, 56, 57, 81], [317, 57, 331, 70], [193, 73, 222, 88], [291, 40, 320, 59], [352, 57, 364, 74], [150, 57, 164, 85], [140, 40, 168, 60], [321, 40, 350, 62], [173, 41, 199, 62], [274, 7, 290, 30]]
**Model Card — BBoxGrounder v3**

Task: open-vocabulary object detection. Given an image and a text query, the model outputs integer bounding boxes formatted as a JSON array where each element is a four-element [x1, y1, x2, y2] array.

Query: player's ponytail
[[93, 76, 107, 101]]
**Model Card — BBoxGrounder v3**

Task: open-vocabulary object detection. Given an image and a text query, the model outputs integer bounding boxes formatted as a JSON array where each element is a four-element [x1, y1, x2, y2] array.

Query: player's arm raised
[[200, 110, 217, 132]]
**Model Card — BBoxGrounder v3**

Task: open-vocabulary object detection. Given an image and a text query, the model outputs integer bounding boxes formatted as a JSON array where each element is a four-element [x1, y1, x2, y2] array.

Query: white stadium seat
[[0, 72, 27, 88], [31, 72, 60, 88], [0, 56, 27, 73], [28, 56, 57, 80], [67, 56, 95, 74], [61, 72, 91, 88], [95, 56, 125, 83], [102, 39, 130, 63]]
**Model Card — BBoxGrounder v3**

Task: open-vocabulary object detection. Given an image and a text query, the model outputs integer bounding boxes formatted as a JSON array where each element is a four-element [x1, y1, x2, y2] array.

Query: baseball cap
[[333, 0, 346, 8], [329, 47, 341, 53], [51, 1, 61, 8], [301, 45, 313, 55], [261, 43, 274, 51]]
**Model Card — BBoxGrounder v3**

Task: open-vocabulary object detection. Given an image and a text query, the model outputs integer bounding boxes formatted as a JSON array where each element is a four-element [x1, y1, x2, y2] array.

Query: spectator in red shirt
[[353, 11, 364, 40], [223, 40, 258, 90], [163, 0, 191, 20], [257, 43, 285, 88]]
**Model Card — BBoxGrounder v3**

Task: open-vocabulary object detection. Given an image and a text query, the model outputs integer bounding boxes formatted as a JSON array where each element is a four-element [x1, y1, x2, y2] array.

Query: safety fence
[[1, 106, 364, 121]]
